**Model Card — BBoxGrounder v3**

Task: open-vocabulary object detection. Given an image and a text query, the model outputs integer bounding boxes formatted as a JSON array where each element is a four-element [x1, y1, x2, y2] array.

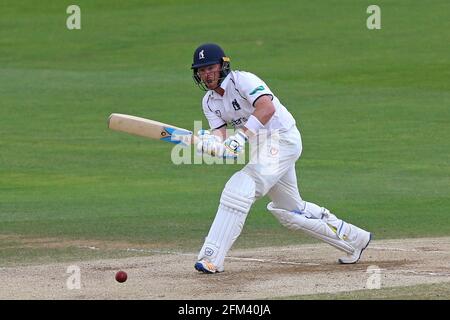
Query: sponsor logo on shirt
[[249, 85, 265, 95], [230, 117, 248, 127]]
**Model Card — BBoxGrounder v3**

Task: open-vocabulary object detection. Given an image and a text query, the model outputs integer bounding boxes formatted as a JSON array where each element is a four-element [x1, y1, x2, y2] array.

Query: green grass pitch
[[1, 0, 449, 264]]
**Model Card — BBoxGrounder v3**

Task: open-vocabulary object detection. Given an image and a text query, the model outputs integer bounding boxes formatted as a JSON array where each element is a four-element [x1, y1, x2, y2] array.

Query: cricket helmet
[[191, 43, 231, 91]]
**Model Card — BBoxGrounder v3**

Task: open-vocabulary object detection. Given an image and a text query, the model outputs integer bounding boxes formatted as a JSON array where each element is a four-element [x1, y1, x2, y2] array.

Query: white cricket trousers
[[198, 124, 357, 270], [243, 124, 305, 208]]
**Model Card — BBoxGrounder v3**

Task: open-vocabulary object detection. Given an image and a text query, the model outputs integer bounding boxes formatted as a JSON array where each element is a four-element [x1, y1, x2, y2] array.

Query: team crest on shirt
[[232, 99, 241, 111], [270, 147, 279, 156], [199, 50, 205, 59]]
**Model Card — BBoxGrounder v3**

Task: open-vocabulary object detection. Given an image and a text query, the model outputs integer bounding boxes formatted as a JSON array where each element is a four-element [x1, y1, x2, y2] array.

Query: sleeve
[[236, 71, 274, 107], [202, 94, 226, 130]]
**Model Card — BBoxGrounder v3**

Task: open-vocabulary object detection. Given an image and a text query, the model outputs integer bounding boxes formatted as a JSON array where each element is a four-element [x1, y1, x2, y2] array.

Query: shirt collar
[[210, 73, 231, 99], [220, 73, 231, 90]]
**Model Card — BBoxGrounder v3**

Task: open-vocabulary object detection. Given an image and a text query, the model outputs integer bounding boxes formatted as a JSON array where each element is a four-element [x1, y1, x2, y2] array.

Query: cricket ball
[[115, 271, 127, 283]]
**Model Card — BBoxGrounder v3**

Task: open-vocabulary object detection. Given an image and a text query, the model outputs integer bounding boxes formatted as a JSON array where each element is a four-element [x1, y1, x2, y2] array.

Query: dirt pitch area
[[1, 237, 449, 299]]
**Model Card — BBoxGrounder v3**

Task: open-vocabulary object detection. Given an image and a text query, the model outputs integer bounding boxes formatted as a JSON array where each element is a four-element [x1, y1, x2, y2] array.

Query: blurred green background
[[1, 0, 449, 264]]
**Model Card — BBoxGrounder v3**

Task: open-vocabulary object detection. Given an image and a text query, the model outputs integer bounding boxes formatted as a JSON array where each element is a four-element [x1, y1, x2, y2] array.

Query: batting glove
[[223, 130, 248, 156], [196, 130, 227, 158]]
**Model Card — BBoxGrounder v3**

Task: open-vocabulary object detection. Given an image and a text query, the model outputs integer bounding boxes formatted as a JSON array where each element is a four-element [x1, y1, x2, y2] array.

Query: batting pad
[[267, 202, 356, 254], [198, 172, 255, 270]]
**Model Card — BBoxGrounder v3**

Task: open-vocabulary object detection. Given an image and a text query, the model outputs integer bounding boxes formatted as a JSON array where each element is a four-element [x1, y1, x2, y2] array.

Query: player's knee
[[267, 202, 297, 229], [220, 171, 255, 214]]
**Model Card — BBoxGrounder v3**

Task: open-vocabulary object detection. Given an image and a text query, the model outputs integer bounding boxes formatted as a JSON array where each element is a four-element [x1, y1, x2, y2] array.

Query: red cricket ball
[[115, 271, 127, 283]]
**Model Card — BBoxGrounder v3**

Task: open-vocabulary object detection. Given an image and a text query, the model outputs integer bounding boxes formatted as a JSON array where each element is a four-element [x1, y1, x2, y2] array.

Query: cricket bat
[[108, 113, 198, 145]]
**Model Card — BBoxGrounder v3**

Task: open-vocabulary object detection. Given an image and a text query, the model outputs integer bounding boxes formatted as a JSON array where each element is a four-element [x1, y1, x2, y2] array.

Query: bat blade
[[108, 113, 197, 145]]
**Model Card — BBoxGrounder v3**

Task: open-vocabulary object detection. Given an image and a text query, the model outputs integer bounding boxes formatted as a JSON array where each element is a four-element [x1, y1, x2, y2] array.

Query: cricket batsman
[[191, 43, 372, 273]]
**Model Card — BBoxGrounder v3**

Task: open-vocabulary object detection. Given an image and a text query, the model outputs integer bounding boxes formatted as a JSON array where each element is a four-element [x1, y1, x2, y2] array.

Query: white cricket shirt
[[201, 70, 296, 131]]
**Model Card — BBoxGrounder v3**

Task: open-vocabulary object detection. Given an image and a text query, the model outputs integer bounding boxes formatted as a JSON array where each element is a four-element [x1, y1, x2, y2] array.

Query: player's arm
[[222, 95, 275, 155], [242, 95, 275, 136], [204, 96, 275, 157], [211, 124, 227, 141], [204, 97, 277, 140], [197, 106, 230, 157]]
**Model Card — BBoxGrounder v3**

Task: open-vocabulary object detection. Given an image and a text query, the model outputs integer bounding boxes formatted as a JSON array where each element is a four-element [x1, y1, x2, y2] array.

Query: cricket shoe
[[338, 232, 372, 264], [194, 260, 222, 274]]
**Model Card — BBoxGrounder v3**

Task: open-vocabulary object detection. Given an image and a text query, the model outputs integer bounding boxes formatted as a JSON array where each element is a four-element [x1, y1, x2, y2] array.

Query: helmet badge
[[199, 49, 205, 60]]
